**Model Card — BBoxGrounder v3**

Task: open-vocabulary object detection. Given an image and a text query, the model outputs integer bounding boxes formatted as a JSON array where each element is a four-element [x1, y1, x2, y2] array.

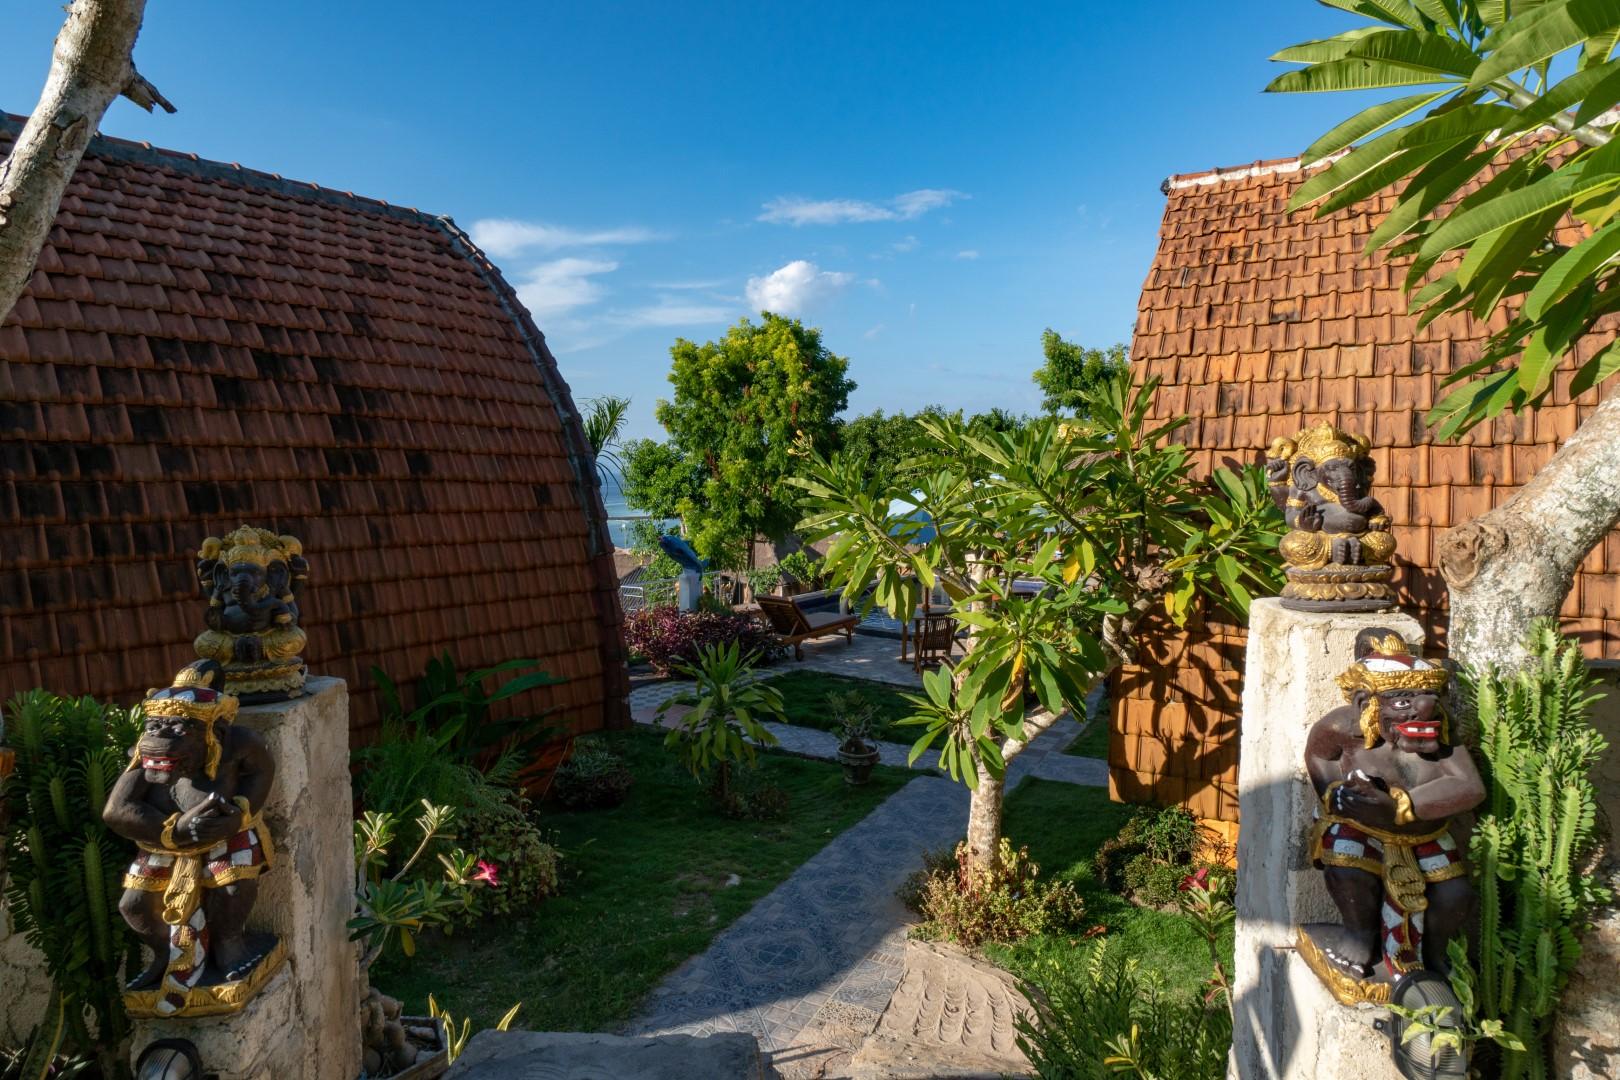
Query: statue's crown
[[1269, 422, 1370, 465], [199, 525, 303, 569], [143, 661, 240, 723]]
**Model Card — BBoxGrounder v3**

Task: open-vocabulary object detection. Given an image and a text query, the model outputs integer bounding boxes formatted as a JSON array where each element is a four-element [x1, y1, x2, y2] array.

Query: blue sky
[[4, 1, 1368, 440]]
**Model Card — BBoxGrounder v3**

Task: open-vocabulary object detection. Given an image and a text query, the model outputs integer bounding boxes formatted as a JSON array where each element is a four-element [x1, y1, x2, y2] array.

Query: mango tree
[[793, 368, 1283, 873]]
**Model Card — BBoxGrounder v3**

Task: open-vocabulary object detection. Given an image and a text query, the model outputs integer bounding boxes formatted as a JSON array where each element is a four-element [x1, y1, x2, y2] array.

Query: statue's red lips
[[140, 754, 181, 772], [1393, 720, 1440, 739]]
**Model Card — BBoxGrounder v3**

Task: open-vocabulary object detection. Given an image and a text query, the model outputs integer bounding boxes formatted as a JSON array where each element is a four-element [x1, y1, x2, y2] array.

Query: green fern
[[1458, 623, 1612, 1080]]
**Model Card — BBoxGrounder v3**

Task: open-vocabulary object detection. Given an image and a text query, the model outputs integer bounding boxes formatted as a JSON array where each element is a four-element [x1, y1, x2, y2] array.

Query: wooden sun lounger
[[756, 593, 859, 660]]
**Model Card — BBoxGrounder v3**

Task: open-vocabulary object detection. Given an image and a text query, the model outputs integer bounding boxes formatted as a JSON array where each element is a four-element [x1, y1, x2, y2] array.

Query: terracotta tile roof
[[0, 114, 628, 744], [1115, 153, 1619, 822]]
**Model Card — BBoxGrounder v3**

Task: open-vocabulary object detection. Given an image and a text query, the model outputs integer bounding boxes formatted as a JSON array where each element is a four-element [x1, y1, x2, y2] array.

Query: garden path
[[624, 688, 1107, 1077]]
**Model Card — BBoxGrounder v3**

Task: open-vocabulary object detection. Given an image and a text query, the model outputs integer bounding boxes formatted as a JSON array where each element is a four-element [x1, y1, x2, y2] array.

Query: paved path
[[625, 708, 1100, 1071]]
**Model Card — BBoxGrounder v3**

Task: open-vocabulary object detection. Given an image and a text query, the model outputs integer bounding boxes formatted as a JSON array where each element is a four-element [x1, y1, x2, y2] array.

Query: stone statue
[[1266, 423, 1398, 612], [104, 660, 283, 1018], [1299, 629, 1485, 1005], [193, 526, 309, 702]]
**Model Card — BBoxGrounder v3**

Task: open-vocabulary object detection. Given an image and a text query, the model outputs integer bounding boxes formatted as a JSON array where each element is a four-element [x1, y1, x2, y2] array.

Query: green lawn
[[757, 669, 917, 742], [372, 728, 913, 1031], [1063, 716, 1110, 759], [985, 779, 1234, 1001]]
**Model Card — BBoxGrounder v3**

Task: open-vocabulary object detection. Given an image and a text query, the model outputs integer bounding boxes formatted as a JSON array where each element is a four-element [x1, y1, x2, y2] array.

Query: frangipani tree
[[1268, 0, 1620, 671], [793, 368, 1283, 873]]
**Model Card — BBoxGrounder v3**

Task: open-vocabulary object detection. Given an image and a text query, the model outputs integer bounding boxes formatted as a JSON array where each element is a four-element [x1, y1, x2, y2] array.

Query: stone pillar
[[678, 569, 701, 611], [129, 677, 361, 1080], [1228, 599, 1423, 1080]]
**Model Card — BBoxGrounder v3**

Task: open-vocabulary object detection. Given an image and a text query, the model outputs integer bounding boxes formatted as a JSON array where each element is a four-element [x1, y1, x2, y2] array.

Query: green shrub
[[710, 767, 789, 821], [1094, 805, 1231, 908], [1015, 941, 1231, 1080], [658, 642, 786, 809], [1, 690, 141, 1063], [354, 723, 517, 821], [906, 839, 1085, 947], [457, 800, 560, 921], [551, 737, 633, 810]]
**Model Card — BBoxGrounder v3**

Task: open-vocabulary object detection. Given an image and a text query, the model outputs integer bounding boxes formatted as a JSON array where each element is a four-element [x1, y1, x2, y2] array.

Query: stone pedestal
[[130, 677, 361, 1080], [1228, 599, 1423, 1080]]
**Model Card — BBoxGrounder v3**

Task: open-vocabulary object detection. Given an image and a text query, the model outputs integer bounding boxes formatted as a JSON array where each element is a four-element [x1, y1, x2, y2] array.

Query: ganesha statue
[[193, 526, 309, 702], [103, 660, 282, 1018], [1299, 628, 1485, 1005], [1266, 423, 1398, 612]]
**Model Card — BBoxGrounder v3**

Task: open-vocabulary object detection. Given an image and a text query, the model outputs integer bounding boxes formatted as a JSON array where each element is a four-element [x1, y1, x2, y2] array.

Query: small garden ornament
[[103, 659, 282, 1018], [192, 526, 310, 702], [1300, 628, 1485, 1005], [1267, 422, 1398, 612]]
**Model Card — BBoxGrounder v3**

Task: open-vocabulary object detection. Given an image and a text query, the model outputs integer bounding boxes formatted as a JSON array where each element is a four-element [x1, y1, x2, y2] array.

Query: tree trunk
[[1437, 393, 1620, 672], [0, 0, 172, 325], [964, 756, 1003, 873]]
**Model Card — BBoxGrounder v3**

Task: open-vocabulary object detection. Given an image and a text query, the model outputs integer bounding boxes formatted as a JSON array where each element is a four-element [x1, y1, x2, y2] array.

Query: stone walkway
[[626, 704, 1101, 1075]]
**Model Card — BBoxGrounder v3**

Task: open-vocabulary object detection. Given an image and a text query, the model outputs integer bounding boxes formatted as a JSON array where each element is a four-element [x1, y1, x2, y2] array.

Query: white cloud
[[648, 278, 727, 291], [956, 249, 980, 260], [758, 189, 967, 226], [864, 323, 885, 340], [745, 260, 855, 315], [469, 218, 660, 258], [514, 257, 618, 320], [892, 235, 920, 253], [617, 300, 734, 328]]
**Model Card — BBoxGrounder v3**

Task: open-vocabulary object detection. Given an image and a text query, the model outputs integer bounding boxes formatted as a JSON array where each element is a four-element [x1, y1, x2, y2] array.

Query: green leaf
[[1575, 60, 1620, 123], [1525, 215, 1620, 318], [1343, 28, 1482, 76], [1271, 26, 1388, 63], [1294, 104, 1507, 209], [1318, 0, 1427, 30], [1569, 338, 1620, 394], [1267, 56, 1460, 94], [1471, 0, 1620, 90], [1511, 57, 1620, 128], [1418, 159, 1620, 261], [1299, 91, 1451, 163]]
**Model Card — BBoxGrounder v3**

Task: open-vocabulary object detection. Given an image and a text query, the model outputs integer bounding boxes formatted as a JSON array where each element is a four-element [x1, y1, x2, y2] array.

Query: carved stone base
[[1296, 924, 1391, 1006], [124, 934, 286, 1020], [1281, 564, 1397, 613]]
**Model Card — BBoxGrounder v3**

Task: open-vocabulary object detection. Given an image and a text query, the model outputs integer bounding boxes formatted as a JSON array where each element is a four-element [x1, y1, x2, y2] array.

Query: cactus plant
[[1457, 623, 1612, 1080], [1, 690, 142, 1065]]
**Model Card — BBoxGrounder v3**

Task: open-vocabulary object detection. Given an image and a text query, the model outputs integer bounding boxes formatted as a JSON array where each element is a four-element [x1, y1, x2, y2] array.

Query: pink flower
[[473, 860, 501, 887], [1179, 867, 1210, 893]]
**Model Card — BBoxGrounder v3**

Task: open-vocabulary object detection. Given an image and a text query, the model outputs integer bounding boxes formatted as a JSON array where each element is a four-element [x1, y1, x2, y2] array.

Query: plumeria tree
[[793, 367, 1283, 873], [1268, 0, 1620, 671]]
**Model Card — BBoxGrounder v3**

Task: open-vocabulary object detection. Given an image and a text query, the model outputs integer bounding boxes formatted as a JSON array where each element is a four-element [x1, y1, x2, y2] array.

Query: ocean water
[[598, 477, 668, 549]]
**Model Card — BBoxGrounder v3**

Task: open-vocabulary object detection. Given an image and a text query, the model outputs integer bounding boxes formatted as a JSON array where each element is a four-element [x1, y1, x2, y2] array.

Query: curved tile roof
[[0, 114, 628, 743]]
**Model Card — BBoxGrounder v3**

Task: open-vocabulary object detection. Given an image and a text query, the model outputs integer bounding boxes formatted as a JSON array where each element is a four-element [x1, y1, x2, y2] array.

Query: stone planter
[[837, 742, 880, 786]]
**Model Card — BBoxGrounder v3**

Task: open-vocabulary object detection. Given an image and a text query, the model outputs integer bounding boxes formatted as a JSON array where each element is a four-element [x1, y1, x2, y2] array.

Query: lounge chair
[[756, 593, 859, 660]]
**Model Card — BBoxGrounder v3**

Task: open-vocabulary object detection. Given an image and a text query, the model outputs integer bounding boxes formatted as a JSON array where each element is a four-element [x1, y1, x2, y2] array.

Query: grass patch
[[1063, 716, 1110, 759], [372, 727, 912, 1032], [985, 779, 1233, 1001], [758, 670, 917, 742]]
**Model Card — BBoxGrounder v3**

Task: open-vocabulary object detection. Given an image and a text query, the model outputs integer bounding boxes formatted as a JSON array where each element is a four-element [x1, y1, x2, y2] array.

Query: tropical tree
[[642, 313, 854, 567], [1267, 0, 1620, 672], [794, 367, 1283, 873], [840, 406, 1030, 486], [581, 395, 630, 488], [1, 0, 174, 324], [1032, 332, 1128, 416]]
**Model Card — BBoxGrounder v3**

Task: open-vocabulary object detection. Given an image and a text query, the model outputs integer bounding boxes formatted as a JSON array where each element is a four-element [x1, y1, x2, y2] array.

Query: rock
[[445, 1030, 774, 1080], [725, 873, 741, 887], [380, 993, 402, 1020], [363, 1049, 382, 1076], [845, 939, 1031, 1080]]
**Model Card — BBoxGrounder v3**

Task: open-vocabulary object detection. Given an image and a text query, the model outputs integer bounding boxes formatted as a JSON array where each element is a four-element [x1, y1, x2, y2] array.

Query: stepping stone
[[447, 1030, 776, 1079]]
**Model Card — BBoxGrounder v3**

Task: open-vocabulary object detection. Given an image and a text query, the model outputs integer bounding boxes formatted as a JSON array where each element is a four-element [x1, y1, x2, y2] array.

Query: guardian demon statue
[[103, 660, 282, 1017], [1299, 629, 1485, 1005]]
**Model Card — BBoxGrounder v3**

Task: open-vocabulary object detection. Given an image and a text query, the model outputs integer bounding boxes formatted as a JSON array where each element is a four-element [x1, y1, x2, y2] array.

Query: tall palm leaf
[[582, 395, 631, 488]]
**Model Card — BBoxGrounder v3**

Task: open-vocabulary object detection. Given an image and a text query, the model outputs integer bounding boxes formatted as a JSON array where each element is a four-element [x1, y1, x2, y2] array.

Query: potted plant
[[777, 550, 824, 596], [830, 691, 881, 785]]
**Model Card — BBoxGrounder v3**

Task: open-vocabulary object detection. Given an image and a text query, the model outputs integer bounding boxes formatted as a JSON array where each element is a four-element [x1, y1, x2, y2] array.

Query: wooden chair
[[756, 594, 859, 660], [912, 612, 958, 672]]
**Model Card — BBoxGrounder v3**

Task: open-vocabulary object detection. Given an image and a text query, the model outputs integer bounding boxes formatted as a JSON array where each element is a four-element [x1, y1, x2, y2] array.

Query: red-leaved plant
[[625, 608, 784, 672]]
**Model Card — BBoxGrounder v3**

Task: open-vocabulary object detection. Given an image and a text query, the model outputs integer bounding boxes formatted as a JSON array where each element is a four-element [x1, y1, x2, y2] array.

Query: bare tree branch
[[0, 0, 170, 324]]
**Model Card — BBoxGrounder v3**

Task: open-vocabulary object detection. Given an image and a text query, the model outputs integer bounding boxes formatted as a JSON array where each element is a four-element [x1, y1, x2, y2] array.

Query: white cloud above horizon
[[470, 218, 661, 259], [514, 257, 619, 320], [758, 188, 966, 227], [615, 299, 734, 328], [745, 260, 855, 315], [956, 249, 980, 260]]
